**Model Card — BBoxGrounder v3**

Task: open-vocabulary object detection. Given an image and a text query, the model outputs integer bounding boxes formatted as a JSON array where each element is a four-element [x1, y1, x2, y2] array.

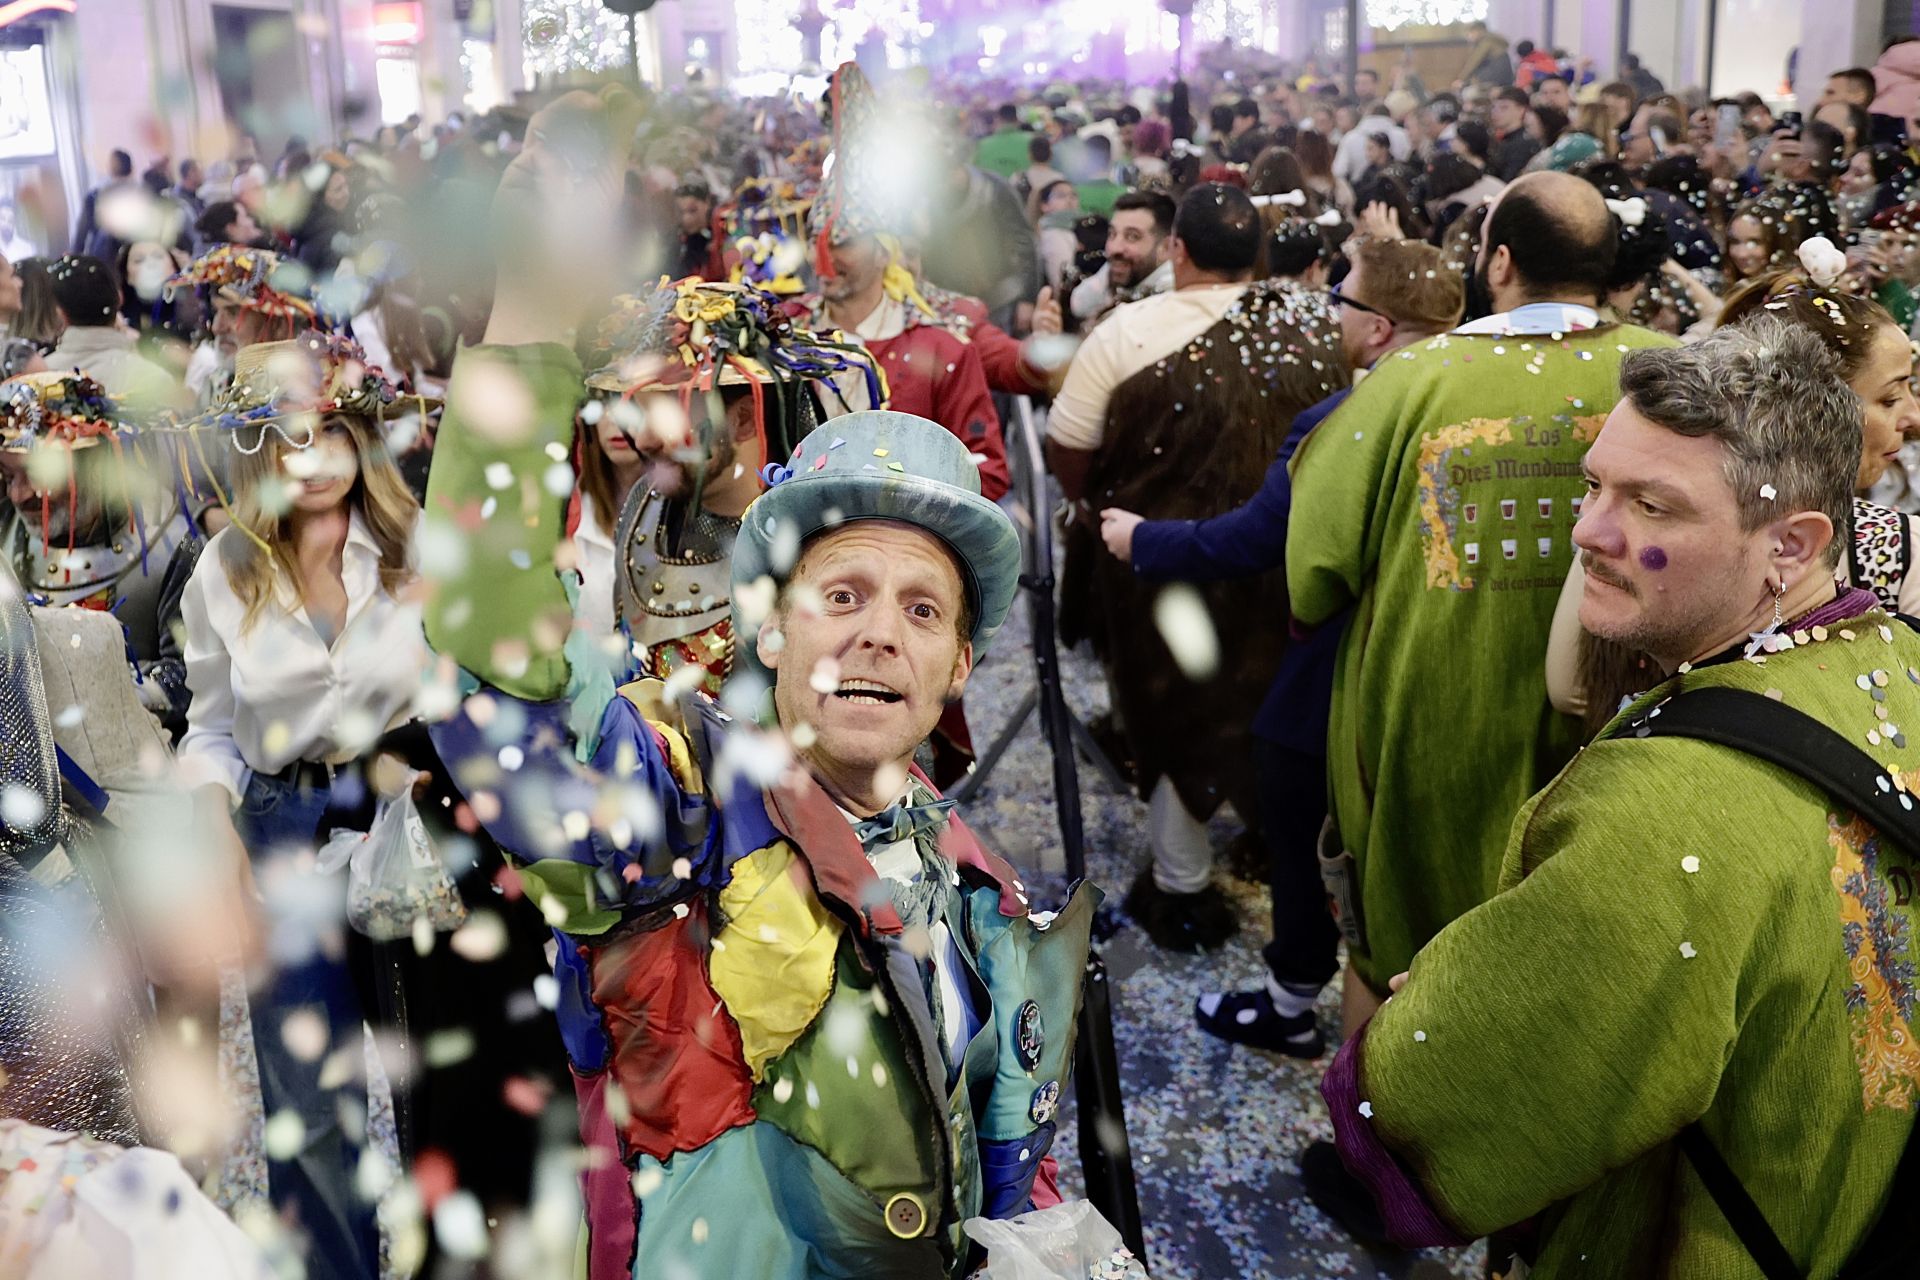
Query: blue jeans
[[236, 768, 379, 1279]]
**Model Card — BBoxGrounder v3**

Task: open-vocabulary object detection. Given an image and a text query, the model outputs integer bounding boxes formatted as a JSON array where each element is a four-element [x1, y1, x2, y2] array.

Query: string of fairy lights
[[521, 0, 1490, 82]]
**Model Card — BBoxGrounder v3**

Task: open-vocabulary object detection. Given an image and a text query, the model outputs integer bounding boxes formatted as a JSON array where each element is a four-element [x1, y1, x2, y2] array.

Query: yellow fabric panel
[[710, 842, 842, 1081], [616, 678, 703, 794]]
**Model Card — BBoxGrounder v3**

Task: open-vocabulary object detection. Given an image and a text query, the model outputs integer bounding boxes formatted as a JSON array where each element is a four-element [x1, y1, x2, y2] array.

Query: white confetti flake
[[1759, 484, 1777, 500], [433, 1189, 490, 1260], [1357, 1101, 1374, 1119], [633, 1166, 665, 1197], [0, 785, 47, 830], [1679, 941, 1698, 959], [1681, 856, 1701, 874], [264, 1109, 306, 1160], [484, 461, 515, 490], [1413, 1030, 1427, 1043], [1153, 584, 1219, 681]]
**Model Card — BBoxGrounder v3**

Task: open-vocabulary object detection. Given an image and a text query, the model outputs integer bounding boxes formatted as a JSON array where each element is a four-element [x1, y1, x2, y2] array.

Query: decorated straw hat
[[726, 177, 813, 296], [168, 331, 418, 452], [0, 371, 130, 453], [585, 278, 883, 466], [729, 410, 1019, 687], [166, 243, 328, 329]]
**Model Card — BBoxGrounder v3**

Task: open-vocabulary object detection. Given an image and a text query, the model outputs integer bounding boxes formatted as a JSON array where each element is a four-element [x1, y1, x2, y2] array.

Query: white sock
[[1265, 975, 1321, 1018]]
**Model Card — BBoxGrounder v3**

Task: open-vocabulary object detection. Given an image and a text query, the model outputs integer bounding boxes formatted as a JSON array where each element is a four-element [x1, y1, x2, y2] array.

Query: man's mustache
[[1582, 552, 1637, 596]]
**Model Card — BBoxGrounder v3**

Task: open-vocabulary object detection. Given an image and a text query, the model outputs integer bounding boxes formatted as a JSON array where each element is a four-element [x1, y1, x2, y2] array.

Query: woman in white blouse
[[567, 393, 660, 639], [176, 335, 425, 1280]]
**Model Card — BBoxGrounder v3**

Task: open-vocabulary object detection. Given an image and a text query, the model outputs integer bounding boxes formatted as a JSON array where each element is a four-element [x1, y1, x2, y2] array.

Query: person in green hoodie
[[1316, 314, 1920, 1278]]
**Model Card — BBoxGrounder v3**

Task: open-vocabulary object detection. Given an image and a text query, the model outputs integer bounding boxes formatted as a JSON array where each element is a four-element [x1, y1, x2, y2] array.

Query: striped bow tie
[[850, 798, 957, 851]]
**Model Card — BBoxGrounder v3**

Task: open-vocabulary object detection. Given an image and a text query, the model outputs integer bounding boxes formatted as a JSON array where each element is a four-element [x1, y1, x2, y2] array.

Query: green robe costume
[[1287, 323, 1676, 990], [1344, 601, 1920, 1276]]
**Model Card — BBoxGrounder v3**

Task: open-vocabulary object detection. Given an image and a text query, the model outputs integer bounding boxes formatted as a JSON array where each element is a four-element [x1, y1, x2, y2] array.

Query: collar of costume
[[1688, 586, 1881, 674], [1452, 302, 1601, 336], [762, 760, 1030, 934]]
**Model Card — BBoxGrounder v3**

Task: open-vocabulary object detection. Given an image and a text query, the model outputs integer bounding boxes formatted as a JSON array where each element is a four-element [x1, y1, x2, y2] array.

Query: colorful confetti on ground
[[958, 587, 1484, 1280]]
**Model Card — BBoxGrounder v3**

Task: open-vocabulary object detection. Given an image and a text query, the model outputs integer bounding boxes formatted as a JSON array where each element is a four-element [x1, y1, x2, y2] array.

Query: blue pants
[[235, 768, 379, 1280]]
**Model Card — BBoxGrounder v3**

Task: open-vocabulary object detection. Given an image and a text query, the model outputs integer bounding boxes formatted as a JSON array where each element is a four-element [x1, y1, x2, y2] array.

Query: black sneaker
[[1299, 1140, 1395, 1251], [1194, 990, 1325, 1057], [1122, 870, 1239, 952]]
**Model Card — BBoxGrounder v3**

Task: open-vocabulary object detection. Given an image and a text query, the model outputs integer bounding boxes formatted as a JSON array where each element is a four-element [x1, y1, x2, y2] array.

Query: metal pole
[[627, 11, 641, 86], [1703, 0, 1719, 98], [1344, 0, 1359, 92], [1616, 0, 1631, 81]]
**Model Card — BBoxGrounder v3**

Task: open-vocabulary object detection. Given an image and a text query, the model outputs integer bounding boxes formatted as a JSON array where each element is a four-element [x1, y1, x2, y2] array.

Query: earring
[[1745, 579, 1789, 660]]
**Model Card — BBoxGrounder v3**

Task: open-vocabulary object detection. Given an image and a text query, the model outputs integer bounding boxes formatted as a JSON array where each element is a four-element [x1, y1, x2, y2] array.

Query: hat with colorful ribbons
[[586, 277, 884, 467], [166, 243, 329, 331]]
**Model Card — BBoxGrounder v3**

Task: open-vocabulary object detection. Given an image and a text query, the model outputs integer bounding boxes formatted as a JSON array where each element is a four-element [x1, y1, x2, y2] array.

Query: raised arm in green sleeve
[[423, 340, 585, 701]]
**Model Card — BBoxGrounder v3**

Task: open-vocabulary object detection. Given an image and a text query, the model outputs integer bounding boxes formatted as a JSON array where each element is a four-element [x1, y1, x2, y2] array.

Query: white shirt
[[1047, 281, 1250, 452], [1332, 119, 1412, 187], [1452, 302, 1600, 337], [572, 489, 618, 639], [176, 513, 428, 805]]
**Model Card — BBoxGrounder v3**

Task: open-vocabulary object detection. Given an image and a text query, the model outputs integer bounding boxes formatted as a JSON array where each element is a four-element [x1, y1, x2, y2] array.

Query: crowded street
[[3, 0, 1920, 1276]]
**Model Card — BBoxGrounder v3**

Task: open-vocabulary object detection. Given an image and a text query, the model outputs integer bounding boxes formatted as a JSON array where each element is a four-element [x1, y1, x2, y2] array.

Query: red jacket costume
[[793, 297, 1009, 501]]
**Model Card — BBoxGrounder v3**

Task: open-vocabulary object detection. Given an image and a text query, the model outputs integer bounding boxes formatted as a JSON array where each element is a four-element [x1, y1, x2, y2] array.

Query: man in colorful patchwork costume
[[421, 88, 1098, 1280], [1287, 172, 1674, 1027], [1322, 316, 1920, 1276]]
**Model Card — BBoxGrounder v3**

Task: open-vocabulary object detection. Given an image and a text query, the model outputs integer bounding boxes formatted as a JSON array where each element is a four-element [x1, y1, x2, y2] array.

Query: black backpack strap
[[1616, 685, 1920, 858], [1614, 684, 1920, 1280], [1673, 1124, 1803, 1280]]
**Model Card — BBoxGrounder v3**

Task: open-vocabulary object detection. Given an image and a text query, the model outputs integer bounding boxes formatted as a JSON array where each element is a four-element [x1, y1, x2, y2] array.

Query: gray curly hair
[[1619, 312, 1860, 567]]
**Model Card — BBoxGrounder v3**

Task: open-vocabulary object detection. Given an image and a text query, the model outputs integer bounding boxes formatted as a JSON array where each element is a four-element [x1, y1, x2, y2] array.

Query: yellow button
[[884, 1192, 927, 1239]]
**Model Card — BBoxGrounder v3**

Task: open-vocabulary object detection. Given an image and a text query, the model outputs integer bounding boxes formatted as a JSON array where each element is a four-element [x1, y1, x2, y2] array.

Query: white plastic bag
[[316, 773, 466, 942], [962, 1200, 1149, 1280]]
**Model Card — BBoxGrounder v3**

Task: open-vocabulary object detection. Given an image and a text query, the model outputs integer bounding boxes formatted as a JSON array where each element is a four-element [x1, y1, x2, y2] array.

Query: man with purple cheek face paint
[[1318, 314, 1920, 1278], [1570, 330, 1848, 673]]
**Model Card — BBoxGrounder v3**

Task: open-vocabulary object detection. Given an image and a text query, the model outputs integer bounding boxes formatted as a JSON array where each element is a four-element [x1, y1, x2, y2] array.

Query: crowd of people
[[5, 17, 1920, 1279]]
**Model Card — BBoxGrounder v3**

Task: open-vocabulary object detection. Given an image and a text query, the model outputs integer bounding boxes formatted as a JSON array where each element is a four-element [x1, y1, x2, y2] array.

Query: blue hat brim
[[729, 468, 1020, 687]]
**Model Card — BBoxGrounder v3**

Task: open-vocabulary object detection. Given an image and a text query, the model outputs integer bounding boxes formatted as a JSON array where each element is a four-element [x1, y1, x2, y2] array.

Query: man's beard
[[1110, 257, 1143, 290]]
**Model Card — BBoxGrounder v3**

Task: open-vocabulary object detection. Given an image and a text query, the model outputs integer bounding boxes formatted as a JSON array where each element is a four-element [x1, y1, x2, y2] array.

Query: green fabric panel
[[753, 936, 942, 1211], [509, 858, 620, 937], [1285, 325, 1677, 988], [965, 880, 1100, 1141], [632, 1121, 947, 1279], [423, 341, 584, 701], [1362, 607, 1920, 1274]]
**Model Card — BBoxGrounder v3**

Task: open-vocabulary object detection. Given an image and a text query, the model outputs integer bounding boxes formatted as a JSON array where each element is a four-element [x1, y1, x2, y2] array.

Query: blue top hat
[[729, 410, 1019, 687]]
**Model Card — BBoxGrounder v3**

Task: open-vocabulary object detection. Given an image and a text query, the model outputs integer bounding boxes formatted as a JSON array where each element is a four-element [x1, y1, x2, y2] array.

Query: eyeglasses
[[1331, 285, 1395, 324]]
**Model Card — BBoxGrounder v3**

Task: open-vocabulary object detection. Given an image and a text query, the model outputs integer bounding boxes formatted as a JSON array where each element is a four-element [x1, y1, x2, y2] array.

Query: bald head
[[1480, 170, 1618, 305]]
